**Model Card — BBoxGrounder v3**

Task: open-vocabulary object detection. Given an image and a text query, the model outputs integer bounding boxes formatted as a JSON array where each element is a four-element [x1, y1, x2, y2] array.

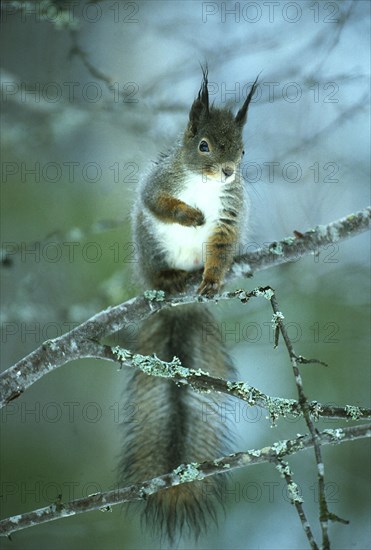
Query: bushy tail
[[120, 304, 235, 543]]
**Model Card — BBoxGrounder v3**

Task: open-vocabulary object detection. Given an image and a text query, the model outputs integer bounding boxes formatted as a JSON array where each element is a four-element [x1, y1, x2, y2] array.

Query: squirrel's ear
[[235, 75, 259, 126], [187, 65, 209, 137]]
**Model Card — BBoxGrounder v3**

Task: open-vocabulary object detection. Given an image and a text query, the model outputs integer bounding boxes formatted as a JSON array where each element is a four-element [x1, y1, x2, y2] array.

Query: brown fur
[[152, 194, 205, 227]]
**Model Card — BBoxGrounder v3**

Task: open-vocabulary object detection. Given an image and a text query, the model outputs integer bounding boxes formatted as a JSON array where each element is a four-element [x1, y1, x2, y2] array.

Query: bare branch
[[68, 32, 115, 90]]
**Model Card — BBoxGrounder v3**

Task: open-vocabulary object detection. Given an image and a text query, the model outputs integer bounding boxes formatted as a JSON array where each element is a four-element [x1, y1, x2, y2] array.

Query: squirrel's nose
[[222, 167, 234, 178]]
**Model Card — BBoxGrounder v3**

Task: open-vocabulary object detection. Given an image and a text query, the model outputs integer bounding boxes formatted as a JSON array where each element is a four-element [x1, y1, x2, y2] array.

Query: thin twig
[[270, 294, 349, 549], [275, 458, 318, 550], [69, 32, 115, 89]]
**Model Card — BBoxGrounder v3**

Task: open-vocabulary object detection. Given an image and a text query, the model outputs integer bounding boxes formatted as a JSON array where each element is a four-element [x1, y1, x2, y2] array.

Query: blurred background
[[1, 1, 370, 548]]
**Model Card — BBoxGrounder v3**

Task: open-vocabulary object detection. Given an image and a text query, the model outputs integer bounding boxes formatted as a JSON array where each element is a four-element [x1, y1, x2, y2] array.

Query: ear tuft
[[198, 63, 209, 113], [235, 74, 259, 126], [188, 64, 209, 137]]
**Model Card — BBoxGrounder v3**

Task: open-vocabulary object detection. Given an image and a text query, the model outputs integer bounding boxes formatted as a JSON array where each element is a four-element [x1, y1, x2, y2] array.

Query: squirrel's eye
[[199, 140, 210, 153], [242, 150, 245, 156]]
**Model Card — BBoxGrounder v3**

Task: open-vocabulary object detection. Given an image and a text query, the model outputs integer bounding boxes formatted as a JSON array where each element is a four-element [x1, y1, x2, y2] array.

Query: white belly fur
[[153, 173, 226, 271]]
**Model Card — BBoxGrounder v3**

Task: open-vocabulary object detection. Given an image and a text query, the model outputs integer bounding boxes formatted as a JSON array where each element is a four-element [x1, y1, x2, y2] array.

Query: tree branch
[[231, 206, 370, 278], [110, 338, 371, 422], [1, 208, 370, 409], [2, 287, 371, 423], [0, 424, 369, 539]]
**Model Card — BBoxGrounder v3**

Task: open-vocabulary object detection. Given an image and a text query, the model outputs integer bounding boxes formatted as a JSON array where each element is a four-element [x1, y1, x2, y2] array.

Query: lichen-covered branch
[[231, 206, 370, 278], [1, 287, 371, 423], [0, 423, 369, 539], [111, 342, 371, 422], [0, 209, 369, 407], [0, 293, 158, 408]]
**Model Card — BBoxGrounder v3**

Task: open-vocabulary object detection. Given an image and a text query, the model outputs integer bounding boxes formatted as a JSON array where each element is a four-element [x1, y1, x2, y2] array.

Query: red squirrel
[[120, 66, 258, 542]]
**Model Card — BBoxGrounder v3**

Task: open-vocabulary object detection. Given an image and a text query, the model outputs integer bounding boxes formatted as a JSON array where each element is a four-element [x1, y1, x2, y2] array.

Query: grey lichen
[[173, 463, 204, 482], [254, 287, 275, 300], [287, 482, 304, 503], [314, 224, 327, 237], [272, 440, 289, 455], [143, 289, 165, 301], [8, 513, 22, 525], [275, 462, 304, 503], [344, 405, 362, 420], [310, 401, 323, 421], [227, 381, 264, 405], [132, 353, 190, 379], [276, 460, 291, 477], [271, 311, 284, 328], [266, 397, 299, 423], [227, 380, 250, 396], [194, 367, 211, 377], [112, 346, 132, 362], [269, 242, 283, 255], [323, 428, 345, 441], [282, 236, 296, 245], [43, 339, 60, 352], [139, 476, 167, 498], [316, 223, 340, 242], [248, 449, 262, 458]]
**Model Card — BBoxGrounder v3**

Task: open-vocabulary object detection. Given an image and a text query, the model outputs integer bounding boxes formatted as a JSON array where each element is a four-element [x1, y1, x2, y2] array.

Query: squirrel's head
[[183, 66, 258, 184]]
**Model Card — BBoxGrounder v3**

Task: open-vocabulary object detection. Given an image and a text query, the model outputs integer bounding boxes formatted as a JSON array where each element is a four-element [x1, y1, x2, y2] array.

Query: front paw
[[177, 206, 205, 227], [197, 277, 220, 297], [191, 208, 206, 227]]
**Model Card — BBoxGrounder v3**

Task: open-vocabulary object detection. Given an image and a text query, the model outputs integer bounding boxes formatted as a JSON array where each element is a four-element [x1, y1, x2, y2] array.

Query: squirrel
[[120, 66, 258, 543]]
